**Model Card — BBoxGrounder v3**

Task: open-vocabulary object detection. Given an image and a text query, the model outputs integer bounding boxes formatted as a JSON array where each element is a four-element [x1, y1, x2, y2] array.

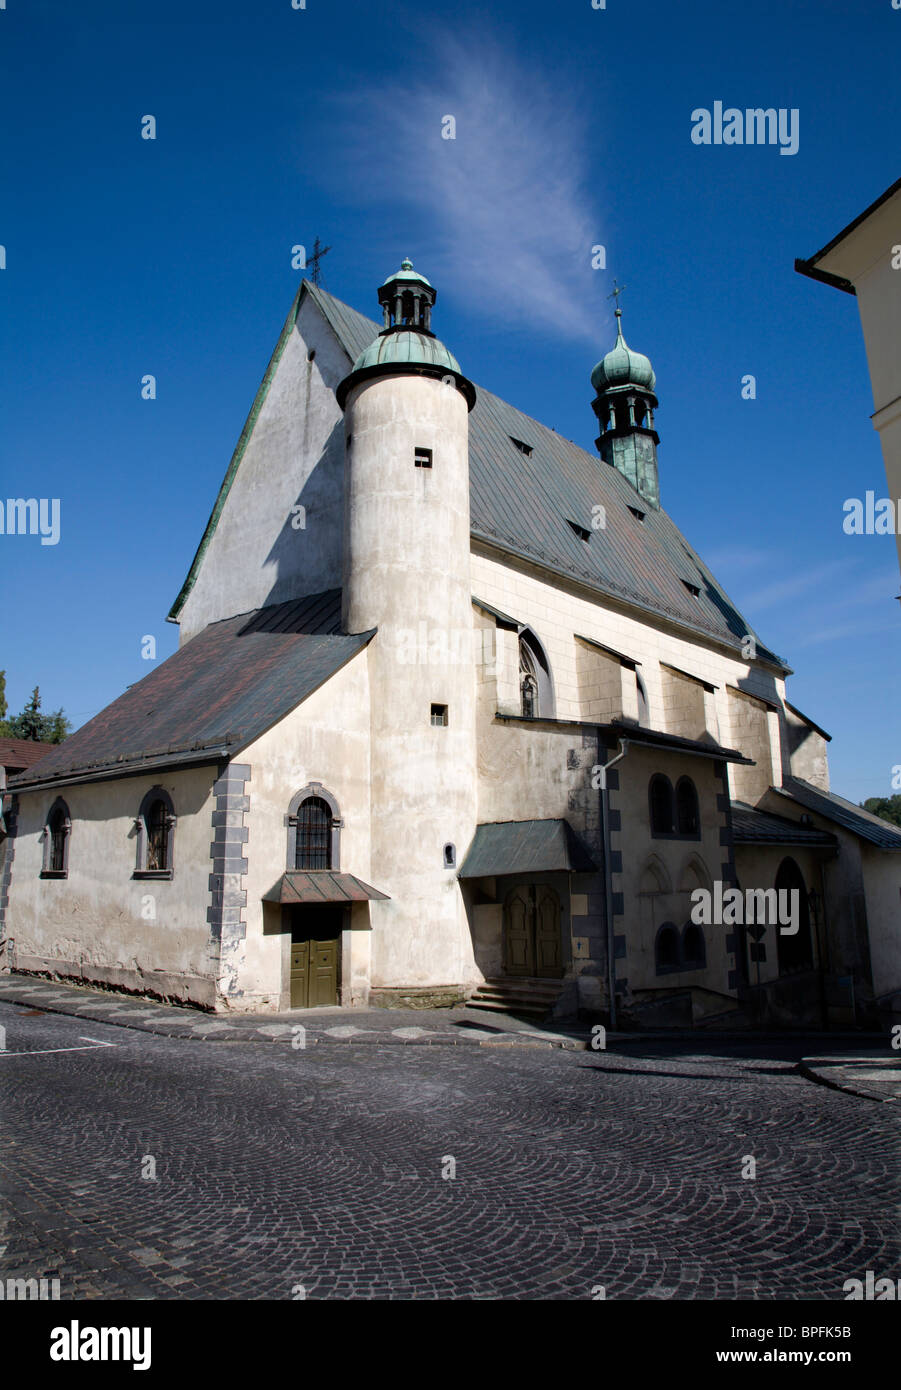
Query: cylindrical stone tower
[[336, 259, 478, 1000]]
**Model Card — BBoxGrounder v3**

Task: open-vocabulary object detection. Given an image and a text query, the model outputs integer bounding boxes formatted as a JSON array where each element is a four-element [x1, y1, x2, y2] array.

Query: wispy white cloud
[[792, 618, 901, 648], [740, 560, 850, 612], [323, 27, 604, 346]]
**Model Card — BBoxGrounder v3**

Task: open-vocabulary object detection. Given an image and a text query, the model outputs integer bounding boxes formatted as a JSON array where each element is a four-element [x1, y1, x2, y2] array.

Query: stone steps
[[467, 978, 563, 1021]]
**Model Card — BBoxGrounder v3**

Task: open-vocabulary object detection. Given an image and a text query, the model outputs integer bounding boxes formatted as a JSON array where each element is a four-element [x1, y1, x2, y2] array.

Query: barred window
[[295, 796, 332, 870], [146, 799, 170, 871], [49, 806, 67, 871], [134, 787, 175, 878], [42, 799, 72, 877]]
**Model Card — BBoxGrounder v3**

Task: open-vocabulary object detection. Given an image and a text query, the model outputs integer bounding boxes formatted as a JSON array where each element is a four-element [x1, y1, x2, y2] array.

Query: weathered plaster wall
[[7, 767, 218, 1005], [860, 844, 901, 1001], [732, 844, 827, 986], [234, 651, 372, 1010], [609, 743, 730, 1000]]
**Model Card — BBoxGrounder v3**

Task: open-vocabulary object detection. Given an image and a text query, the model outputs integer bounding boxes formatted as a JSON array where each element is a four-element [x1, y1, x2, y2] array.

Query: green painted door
[[535, 885, 563, 977], [503, 884, 563, 979], [290, 907, 342, 1007], [290, 938, 311, 1008], [504, 886, 534, 975]]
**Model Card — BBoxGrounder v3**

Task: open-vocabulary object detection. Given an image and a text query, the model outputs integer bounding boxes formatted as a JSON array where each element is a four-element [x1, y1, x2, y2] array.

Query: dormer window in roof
[[510, 436, 533, 457], [566, 519, 591, 542], [628, 505, 646, 522], [682, 580, 701, 600]]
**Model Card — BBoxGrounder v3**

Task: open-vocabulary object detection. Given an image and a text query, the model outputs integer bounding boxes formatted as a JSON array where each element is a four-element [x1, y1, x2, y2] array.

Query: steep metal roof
[[731, 802, 837, 848], [459, 819, 599, 877], [774, 778, 901, 851], [307, 285, 786, 669], [12, 591, 373, 792]]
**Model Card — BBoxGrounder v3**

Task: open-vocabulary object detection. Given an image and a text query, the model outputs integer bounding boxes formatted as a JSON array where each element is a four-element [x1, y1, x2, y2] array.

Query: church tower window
[[414, 447, 433, 468]]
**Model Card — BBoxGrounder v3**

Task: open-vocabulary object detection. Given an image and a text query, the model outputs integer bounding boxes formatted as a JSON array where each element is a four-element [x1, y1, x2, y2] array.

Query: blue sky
[[1, 0, 898, 801]]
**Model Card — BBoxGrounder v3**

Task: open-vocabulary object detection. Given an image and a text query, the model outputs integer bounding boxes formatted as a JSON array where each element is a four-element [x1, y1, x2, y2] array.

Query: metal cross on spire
[[607, 278, 626, 315], [307, 236, 332, 287]]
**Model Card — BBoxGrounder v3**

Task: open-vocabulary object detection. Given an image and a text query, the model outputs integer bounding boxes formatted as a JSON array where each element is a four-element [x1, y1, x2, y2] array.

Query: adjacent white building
[[796, 175, 901, 588]]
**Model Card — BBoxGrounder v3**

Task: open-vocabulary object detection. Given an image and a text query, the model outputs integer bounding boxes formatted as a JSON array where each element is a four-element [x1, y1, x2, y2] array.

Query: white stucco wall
[[177, 292, 352, 642]]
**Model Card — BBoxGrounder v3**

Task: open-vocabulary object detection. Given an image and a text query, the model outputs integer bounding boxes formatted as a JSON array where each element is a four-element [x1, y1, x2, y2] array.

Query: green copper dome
[[380, 257, 433, 290], [591, 313, 656, 394], [350, 328, 462, 375]]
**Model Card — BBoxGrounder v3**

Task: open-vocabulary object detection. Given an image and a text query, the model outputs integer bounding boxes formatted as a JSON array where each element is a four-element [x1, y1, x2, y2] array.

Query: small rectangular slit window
[[415, 447, 433, 468], [566, 519, 591, 542], [430, 703, 448, 726], [509, 437, 533, 457], [682, 580, 701, 599]]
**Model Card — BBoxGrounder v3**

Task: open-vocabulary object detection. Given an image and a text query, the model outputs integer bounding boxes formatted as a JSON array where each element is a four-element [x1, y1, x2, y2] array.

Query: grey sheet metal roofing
[[730, 802, 837, 848], [12, 591, 374, 792], [262, 871, 389, 904], [459, 819, 599, 878], [774, 777, 901, 850], [170, 282, 787, 672]]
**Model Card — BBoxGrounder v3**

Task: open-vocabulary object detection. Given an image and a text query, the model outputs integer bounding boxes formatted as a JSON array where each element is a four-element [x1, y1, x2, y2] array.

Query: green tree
[[45, 709, 71, 744], [2, 686, 71, 743], [861, 795, 901, 829]]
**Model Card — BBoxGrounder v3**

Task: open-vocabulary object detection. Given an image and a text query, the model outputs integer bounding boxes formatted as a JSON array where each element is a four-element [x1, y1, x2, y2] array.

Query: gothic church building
[[3, 260, 900, 1028]]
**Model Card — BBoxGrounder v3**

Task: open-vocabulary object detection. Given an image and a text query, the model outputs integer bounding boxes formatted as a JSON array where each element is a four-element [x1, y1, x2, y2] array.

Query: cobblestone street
[[2, 1000, 899, 1301]]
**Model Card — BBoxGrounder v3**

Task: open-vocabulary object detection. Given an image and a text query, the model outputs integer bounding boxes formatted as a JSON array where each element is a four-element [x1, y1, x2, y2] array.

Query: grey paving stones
[[1, 1002, 899, 1301]]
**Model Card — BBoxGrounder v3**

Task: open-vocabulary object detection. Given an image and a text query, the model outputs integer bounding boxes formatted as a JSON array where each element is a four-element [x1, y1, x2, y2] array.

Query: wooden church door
[[503, 885, 563, 979]]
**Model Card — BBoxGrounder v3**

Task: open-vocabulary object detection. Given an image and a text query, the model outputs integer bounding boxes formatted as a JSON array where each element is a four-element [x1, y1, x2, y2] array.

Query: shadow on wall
[[260, 417, 346, 612]]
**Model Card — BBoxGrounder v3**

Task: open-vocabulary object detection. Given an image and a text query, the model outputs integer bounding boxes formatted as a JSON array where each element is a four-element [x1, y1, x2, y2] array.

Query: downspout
[[596, 735, 630, 1031]]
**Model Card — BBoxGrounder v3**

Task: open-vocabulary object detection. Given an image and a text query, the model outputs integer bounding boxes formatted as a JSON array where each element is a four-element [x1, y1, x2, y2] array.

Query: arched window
[[774, 857, 814, 975], [518, 629, 555, 719], [295, 796, 332, 870], [135, 788, 175, 877], [649, 774, 675, 836], [520, 641, 539, 717], [682, 923, 706, 969], [41, 797, 71, 877], [287, 784, 342, 871], [676, 777, 700, 837], [655, 922, 680, 973]]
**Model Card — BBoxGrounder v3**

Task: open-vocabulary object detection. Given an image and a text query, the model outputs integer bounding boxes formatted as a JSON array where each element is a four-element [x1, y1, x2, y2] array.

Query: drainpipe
[[596, 735, 630, 1031]]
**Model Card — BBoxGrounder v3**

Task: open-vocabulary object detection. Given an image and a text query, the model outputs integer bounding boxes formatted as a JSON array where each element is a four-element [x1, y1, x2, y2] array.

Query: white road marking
[[0, 1036, 118, 1057]]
